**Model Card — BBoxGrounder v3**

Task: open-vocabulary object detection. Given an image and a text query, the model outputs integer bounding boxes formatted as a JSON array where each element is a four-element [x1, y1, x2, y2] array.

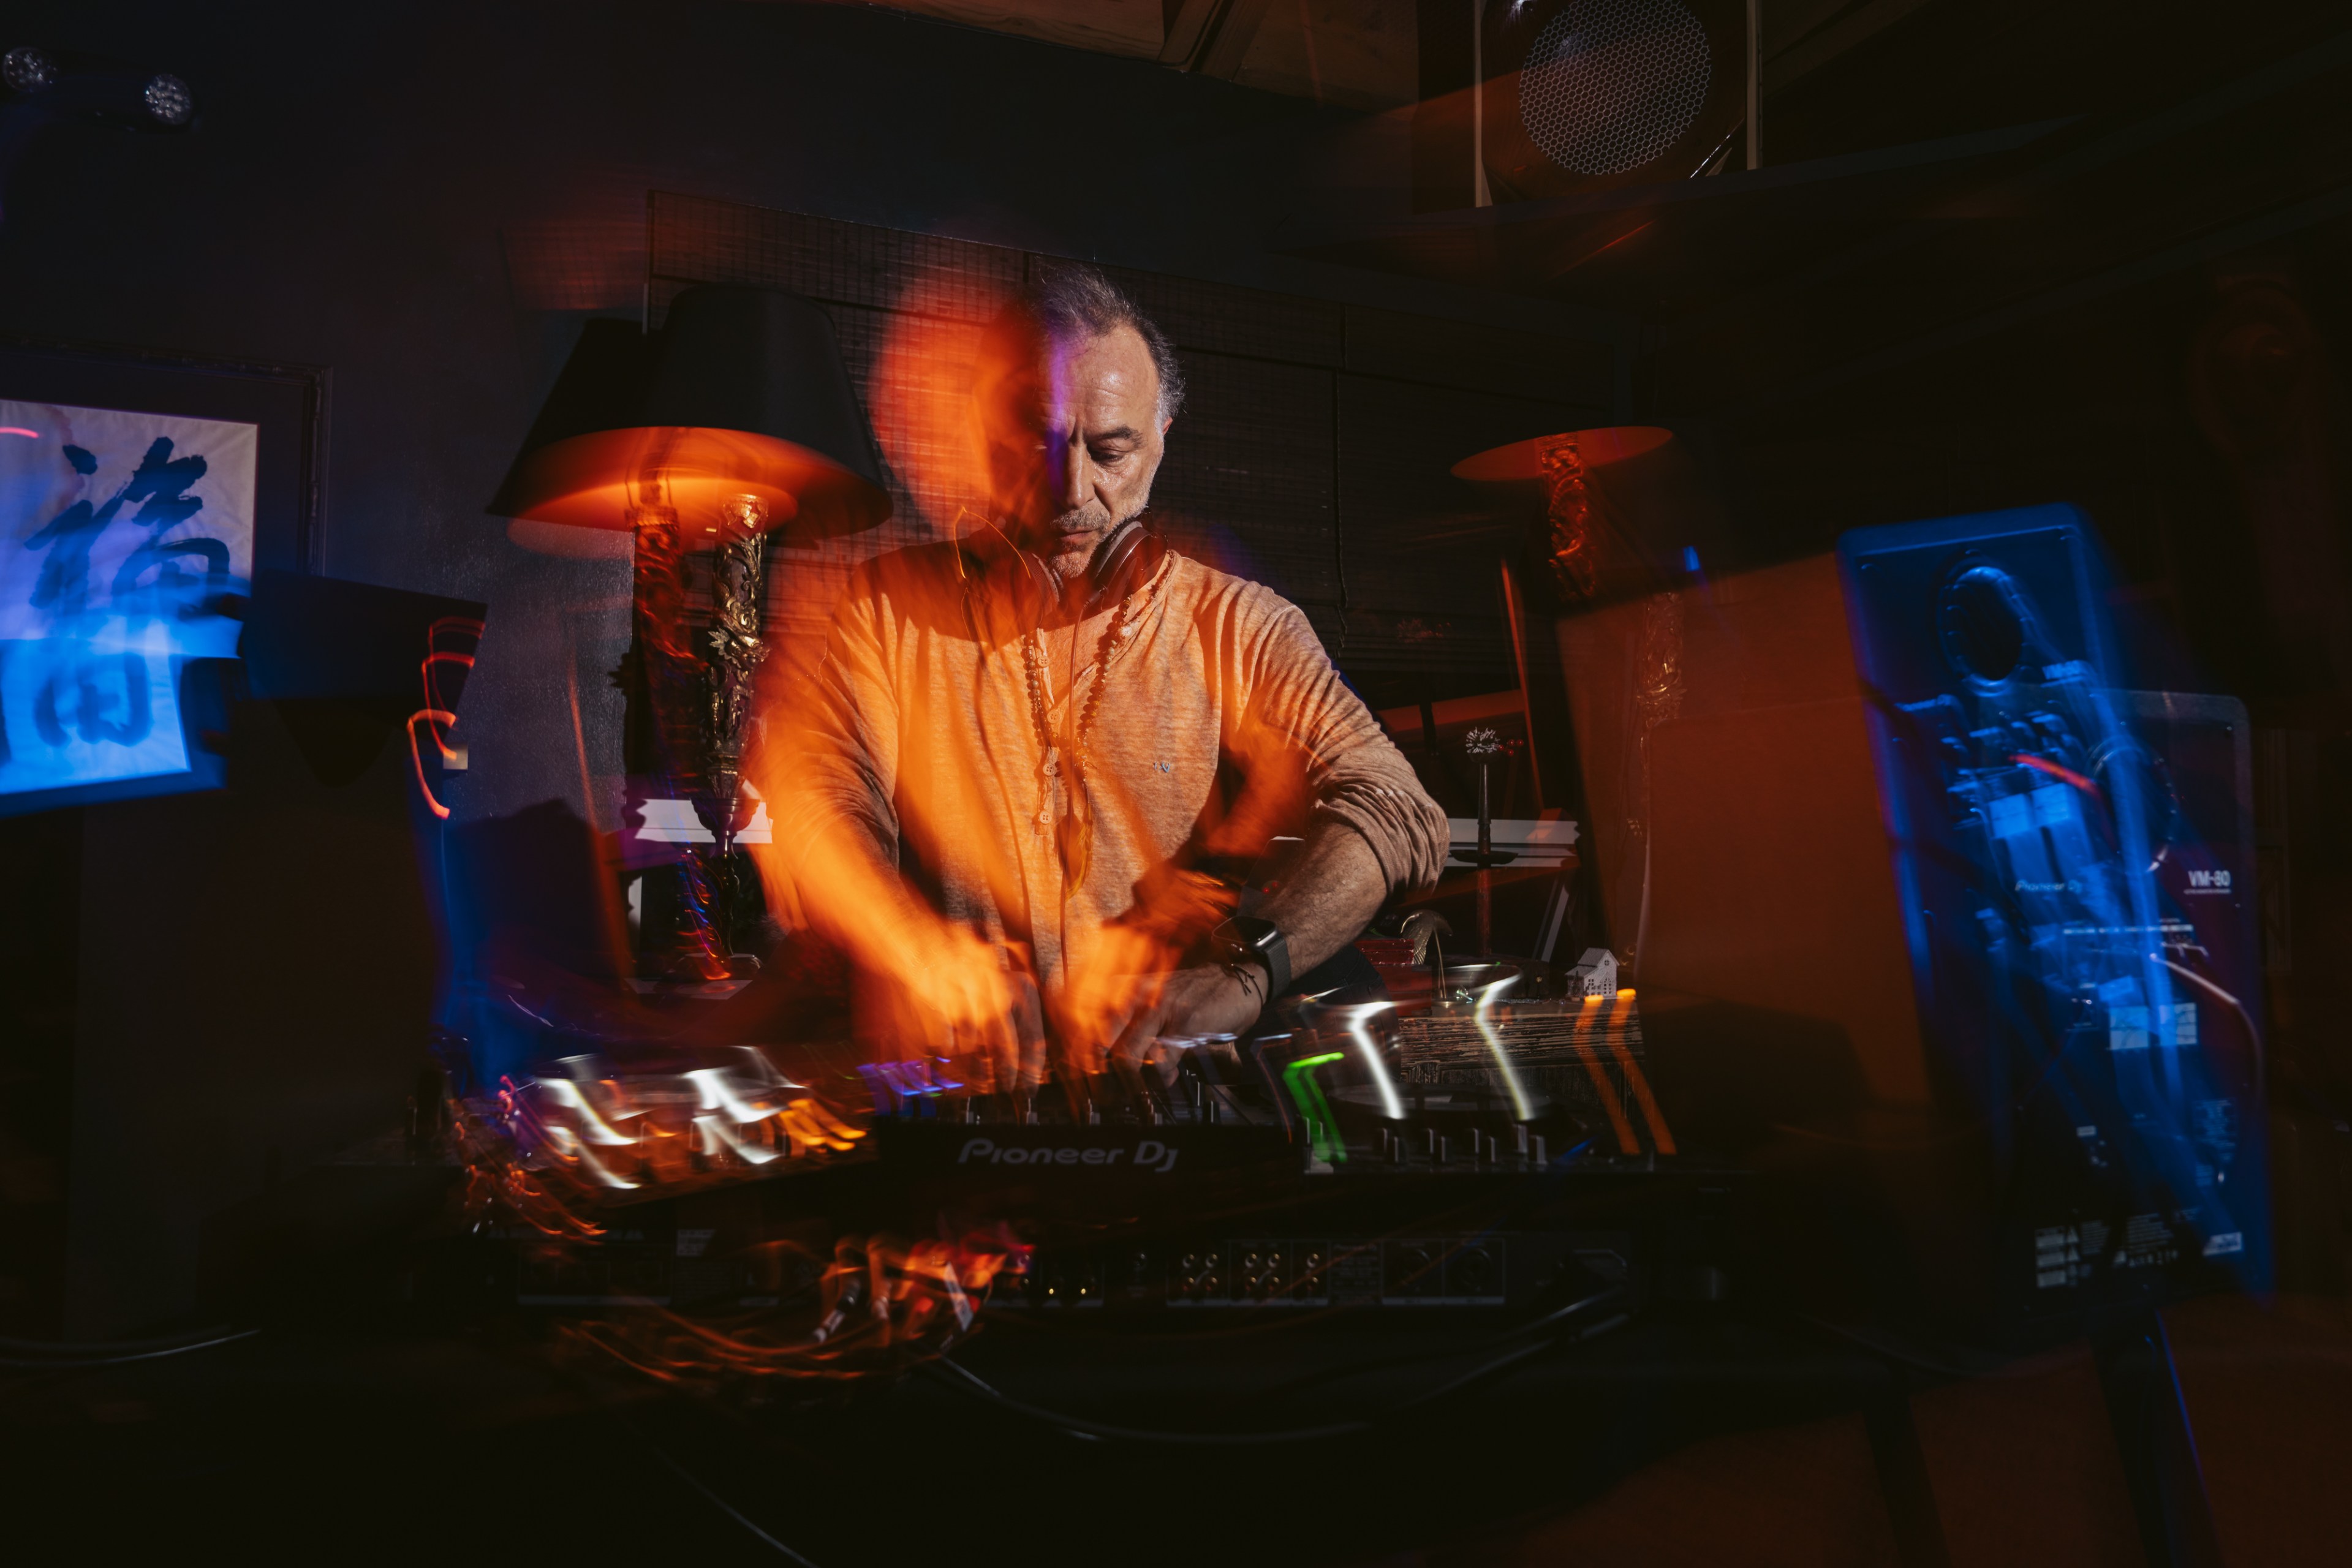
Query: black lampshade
[[490, 286, 890, 541]]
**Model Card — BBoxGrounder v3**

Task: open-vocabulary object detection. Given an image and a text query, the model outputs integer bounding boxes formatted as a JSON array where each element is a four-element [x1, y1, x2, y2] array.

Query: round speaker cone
[[1519, 0, 1712, 178]]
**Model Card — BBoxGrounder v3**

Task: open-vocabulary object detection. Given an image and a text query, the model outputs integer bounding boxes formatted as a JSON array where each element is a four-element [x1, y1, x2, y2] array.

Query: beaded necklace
[[1017, 552, 1168, 883]]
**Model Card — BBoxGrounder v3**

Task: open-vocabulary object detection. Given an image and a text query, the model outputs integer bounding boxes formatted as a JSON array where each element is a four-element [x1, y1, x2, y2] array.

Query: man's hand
[[1053, 916, 1266, 1077], [1102, 962, 1265, 1073], [877, 926, 1046, 1090]]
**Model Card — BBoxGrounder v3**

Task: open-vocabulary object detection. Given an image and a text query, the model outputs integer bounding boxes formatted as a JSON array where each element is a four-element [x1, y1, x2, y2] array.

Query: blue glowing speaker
[[1564, 503, 2267, 1344], [1839, 504, 2269, 1329]]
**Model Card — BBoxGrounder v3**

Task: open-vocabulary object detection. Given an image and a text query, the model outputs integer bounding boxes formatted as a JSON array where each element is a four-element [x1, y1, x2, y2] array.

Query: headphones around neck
[[988, 518, 1168, 625]]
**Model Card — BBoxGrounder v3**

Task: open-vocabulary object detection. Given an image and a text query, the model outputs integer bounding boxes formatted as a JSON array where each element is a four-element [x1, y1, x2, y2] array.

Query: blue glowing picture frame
[[0, 334, 325, 817]]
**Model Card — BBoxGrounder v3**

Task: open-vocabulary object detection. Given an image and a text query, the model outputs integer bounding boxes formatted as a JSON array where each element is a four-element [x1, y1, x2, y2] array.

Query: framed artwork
[[0, 336, 325, 814]]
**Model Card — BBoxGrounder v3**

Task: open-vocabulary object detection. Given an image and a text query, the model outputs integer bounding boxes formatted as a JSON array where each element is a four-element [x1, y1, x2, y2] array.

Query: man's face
[[977, 324, 1169, 553]]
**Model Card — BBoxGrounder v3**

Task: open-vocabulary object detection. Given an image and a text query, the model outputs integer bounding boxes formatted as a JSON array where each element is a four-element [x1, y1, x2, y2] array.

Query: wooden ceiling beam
[[850, 1, 1164, 61], [1158, 0, 1217, 65], [845, 0, 1412, 109], [1160, 0, 1277, 80]]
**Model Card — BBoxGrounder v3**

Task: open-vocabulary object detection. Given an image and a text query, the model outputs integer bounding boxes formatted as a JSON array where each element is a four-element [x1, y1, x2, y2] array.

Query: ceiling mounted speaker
[[1481, 0, 1749, 203]]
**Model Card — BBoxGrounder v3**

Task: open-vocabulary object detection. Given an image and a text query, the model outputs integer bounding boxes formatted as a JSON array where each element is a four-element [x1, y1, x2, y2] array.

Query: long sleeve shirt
[[767, 534, 1450, 988]]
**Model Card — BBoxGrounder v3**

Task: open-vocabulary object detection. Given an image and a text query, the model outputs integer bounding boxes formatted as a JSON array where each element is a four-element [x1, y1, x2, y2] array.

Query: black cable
[[0, 1328, 259, 1370], [921, 1292, 1632, 1446], [0, 1325, 249, 1355], [1154, 1272, 1622, 1414], [1795, 1313, 2013, 1382], [641, 1432, 826, 1567], [927, 1333, 1557, 1447], [1232, 1281, 1635, 1407]]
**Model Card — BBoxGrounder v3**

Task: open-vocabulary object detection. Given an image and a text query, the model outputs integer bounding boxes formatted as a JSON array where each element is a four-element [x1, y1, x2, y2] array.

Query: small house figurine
[[1563, 947, 1619, 1000]]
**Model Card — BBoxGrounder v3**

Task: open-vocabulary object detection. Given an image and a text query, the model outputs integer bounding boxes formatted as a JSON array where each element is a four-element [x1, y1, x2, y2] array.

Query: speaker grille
[[1518, 0, 1713, 179]]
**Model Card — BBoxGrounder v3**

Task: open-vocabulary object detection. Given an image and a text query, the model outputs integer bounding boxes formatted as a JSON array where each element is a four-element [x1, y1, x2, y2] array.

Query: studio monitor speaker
[[1481, 0, 1750, 202]]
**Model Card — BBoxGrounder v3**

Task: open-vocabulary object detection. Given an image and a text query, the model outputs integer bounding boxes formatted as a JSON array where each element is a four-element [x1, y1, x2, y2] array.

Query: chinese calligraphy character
[[23, 436, 211, 617]]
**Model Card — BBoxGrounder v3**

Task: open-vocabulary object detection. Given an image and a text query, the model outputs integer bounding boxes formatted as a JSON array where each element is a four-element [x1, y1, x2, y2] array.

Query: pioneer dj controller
[[429, 990, 1739, 1330]]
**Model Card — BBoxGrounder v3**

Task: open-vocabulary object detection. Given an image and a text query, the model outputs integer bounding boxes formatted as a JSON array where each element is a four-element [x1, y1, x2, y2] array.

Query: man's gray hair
[[988, 263, 1187, 423]]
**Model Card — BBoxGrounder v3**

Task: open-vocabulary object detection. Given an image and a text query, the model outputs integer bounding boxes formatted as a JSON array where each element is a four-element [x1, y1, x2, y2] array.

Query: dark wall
[[0, 2, 1627, 1333], [645, 194, 1618, 685], [1, 0, 1620, 823], [1627, 7, 2352, 1291]]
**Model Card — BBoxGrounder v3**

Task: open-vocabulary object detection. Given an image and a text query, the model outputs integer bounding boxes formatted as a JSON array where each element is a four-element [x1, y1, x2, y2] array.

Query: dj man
[[760, 267, 1448, 1085]]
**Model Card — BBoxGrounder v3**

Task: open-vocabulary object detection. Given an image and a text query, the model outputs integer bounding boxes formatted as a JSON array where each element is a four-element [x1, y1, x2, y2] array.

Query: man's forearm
[[1250, 816, 1391, 981], [1098, 815, 1391, 1059], [755, 807, 920, 975]]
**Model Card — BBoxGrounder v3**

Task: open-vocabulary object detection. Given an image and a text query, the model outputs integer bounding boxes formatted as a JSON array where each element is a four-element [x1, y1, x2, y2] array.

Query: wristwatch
[[1212, 915, 1290, 1001]]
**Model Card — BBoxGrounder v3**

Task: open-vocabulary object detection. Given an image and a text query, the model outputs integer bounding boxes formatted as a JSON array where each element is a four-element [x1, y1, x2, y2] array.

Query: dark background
[[0, 1, 1627, 1340], [2, 0, 2351, 1354], [0, 8, 2350, 1564]]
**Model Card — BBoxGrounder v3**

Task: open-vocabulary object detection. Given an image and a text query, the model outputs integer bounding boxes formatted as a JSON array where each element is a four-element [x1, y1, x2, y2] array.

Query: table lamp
[[492, 286, 889, 980], [1452, 425, 1673, 604]]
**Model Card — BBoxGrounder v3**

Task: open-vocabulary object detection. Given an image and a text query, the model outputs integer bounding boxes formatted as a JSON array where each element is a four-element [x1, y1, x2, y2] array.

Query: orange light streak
[[2014, 752, 2103, 799], [1581, 1051, 1642, 1155], [407, 617, 483, 818], [1608, 1044, 1677, 1155], [554, 1230, 1024, 1388], [406, 708, 457, 818]]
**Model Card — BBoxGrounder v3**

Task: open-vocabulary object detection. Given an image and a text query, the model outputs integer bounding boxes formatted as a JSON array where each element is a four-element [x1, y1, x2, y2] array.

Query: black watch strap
[[1214, 916, 1290, 1000]]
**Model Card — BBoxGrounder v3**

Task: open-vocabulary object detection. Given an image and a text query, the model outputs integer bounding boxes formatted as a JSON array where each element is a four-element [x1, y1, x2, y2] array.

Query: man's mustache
[[1004, 496, 1112, 540]]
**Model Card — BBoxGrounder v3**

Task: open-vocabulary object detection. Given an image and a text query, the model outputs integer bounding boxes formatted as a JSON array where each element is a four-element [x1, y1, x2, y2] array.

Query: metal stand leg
[[1863, 1390, 1953, 1568], [2096, 1310, 2225, 1568], [1536, 872, 1574, 965]]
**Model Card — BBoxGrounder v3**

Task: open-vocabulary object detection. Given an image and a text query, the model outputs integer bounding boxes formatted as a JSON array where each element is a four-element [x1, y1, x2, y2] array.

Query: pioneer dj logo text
[[956, 1137, 1182, 1174]]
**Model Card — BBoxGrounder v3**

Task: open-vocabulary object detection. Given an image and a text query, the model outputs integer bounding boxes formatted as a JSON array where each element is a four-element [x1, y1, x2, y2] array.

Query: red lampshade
[[1451, 425, 1673, 483], [491, 287, 890, 547]]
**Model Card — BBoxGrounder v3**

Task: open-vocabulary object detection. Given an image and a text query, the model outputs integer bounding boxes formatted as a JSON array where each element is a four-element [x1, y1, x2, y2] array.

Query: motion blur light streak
[[452, 1084, 605, 1240], [540, 1123, 638, 1190], [685, 1050, 810, 1122], [559, 1232, 1021, 1389], [418, 670, 470, 761], [437, 1043, 1012, 1387], [463, 1047, 867, 1224], [1608, 1038, 1675, 1155], [695, 1112, 781, 1166], [2013, 751, 2102, 799], [1333, 1001, 1405, 1121], [1566, 1001, 1643, 1155], [404, 707, 457, 819], [403, 617, 481, 816], [534, 1076, 633, 1147], [422, 616, 482, 717], [1547, 217, 1657, 281], [855, 1056, 964, 1116], [1280, 1051, 1347, 1162], [1472, 974, 1537, 1124]]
